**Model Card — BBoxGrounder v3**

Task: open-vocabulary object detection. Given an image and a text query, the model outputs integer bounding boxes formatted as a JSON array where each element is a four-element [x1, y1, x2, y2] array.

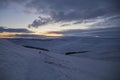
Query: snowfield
[[0, 37, 120, 80]]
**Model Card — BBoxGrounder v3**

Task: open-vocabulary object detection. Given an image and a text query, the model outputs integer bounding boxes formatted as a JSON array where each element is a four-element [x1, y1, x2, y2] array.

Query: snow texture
[[0, 37, 120, 80]]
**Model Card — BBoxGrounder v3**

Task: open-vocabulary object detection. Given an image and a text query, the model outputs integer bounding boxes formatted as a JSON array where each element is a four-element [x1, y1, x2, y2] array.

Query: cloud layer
[[59, 27, 120, 38], [0, 0, 119, 28], [0, 26, 63, 38], [26, 0, 120, 27], [0, 26, 31, 33], [0, 0, 27, 9], [0, 0, 120, 38]]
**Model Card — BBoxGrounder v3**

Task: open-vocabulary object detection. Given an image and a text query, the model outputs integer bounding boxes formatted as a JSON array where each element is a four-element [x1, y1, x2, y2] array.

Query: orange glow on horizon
[[0, 31, 64, 38], [42, 32, 64, 37], [0, 35, 14, 38], [0, 32, 23, 38]]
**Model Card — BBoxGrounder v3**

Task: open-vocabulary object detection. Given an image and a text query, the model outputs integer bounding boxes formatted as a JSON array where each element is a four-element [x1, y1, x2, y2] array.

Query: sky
[[0, 0, 120, 38]]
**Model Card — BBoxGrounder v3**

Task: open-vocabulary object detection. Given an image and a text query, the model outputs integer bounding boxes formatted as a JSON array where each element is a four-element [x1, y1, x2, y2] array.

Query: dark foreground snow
[[0, 38, 120, 80]]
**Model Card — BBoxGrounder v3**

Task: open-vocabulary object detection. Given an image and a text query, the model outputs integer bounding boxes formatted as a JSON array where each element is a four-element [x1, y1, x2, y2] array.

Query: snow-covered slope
[[0, 39, 120, 80], [0, 39, 67, 80], [9, 37, 120, 57]]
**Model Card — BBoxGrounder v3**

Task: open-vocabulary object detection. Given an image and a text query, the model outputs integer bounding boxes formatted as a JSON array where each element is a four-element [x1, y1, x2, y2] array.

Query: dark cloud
[[0, 0, 119, 28], [60, 24, 71, 27], [60, 27, 120, 38], [91, 15, 120, 28], [0, 0, 27, 9], [59, 29, 88, 36], [0, 26, 31, 33], [44, 31, 62, 34], [0, 26, 47, 38], [13, 34, 45, 39], [27, 0, 120, 27], [28, 16, 53, 28], [112, 0, 120, 11]]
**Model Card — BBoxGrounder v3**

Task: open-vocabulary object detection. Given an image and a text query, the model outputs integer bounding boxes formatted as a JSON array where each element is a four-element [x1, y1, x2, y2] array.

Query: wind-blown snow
[[0, 38, 120, 80]]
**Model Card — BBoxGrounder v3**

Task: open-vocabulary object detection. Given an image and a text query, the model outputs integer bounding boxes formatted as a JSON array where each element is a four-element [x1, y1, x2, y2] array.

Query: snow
[[0, 38, 120, 80]]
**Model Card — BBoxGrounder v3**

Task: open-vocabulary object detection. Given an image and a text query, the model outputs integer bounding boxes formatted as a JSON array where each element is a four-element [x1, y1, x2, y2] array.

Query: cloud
[[0, 26, 31, 33], [0, 0, 27, 9], [28, 16, 53, 28], [0, 0, 119, 28], [13, 34, 45, 39], [0, 26, 63, 38], [60, 24, 71, 27], [26, 0, 120, 28], [59, 27, 120, 38], [0, 26, 37, 38], [91, 15, 120, 28]]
